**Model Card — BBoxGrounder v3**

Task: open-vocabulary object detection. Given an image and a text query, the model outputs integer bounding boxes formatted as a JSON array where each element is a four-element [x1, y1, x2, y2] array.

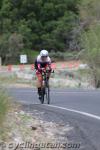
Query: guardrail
[[0, 62, 80, 72]]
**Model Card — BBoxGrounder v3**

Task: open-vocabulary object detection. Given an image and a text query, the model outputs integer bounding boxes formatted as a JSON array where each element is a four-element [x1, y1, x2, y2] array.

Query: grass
[[0, 92, 21, 141], [0, 89, 13, 140], [0, 89, 11, 129], [0, 90, 10, 124], [0, 73, 33, 87], [0, 76, 17, 84], [77, 69, 91, 80]]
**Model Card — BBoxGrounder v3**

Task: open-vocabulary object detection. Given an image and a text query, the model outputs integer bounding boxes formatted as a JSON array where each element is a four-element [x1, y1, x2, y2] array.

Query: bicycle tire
[[46, 85, 50, 104], [41, 87, 45, 104]]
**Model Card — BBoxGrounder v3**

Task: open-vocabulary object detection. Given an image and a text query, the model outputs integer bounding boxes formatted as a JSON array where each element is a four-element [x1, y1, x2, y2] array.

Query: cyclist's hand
[[46, 66, 52, 72], [42, 68, 46, 72]]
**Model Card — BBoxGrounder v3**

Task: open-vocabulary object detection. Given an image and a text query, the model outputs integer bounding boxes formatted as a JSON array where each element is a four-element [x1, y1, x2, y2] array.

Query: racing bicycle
[[40, 69, 54, 104]]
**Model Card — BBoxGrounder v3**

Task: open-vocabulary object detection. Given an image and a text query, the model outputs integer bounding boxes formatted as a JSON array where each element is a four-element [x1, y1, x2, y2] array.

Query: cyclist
[[35, 50, 52, 100]]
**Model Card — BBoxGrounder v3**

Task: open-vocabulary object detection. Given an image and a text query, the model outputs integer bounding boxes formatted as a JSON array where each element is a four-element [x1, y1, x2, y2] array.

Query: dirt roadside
[[0, 103, 73, 150]]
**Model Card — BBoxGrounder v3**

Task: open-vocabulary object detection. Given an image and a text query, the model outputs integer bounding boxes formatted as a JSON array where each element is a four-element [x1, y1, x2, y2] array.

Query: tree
[[80, 0, 100, 88], [8, 33, 24, 56], [0, 33, 9, 63], [0, 0, 80, 53], [0, 33, 24, 64]]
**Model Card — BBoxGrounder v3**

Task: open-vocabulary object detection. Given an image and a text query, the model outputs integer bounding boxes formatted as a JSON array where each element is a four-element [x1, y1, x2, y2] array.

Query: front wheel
[[41, 87, 45, 104], [46, 86, 50, 104]]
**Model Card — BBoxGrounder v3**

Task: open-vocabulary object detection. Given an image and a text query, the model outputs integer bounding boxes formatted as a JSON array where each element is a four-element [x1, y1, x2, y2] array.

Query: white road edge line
[[12, 90, 99, 94], [45, 104, 100, 120]]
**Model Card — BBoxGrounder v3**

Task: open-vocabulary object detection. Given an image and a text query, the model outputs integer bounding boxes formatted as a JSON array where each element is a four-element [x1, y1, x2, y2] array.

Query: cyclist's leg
[[36, 71, 43, 99], [47, 72, 51, 83]]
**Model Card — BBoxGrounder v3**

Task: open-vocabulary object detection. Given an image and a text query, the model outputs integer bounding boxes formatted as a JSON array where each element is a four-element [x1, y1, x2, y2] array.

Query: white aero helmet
[[40, 50, 48, 57]]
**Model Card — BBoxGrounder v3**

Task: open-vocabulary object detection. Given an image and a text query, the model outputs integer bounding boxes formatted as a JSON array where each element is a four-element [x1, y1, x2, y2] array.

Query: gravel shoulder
[[0, 103, 73, 150]]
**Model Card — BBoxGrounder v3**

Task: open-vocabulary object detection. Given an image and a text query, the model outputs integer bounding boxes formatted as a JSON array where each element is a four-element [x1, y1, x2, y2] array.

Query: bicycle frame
[[40, 70, 54, 104], [42, 70, 49, 87]]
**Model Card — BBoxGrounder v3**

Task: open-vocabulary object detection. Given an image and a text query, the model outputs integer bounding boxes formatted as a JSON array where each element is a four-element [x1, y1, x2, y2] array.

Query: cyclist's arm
[[46, 63, 51, 72], [37, 62, 45, 72], [34, 59, 38, 70], [45, 57, 52, 71], [37, 63, 42, 72]]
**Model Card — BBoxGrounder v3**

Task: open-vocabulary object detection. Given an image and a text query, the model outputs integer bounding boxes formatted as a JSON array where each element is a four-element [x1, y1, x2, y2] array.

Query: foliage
[[80, 0, 100, 88], [0, 33, 24, 64], [0, 0, 80, 64], [21, 49, 39, 63], [50, 51, 78, 61]]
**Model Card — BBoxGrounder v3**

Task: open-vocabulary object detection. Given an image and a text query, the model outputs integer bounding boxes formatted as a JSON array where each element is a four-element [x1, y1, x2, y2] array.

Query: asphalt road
[[8, 88, 100, 150]]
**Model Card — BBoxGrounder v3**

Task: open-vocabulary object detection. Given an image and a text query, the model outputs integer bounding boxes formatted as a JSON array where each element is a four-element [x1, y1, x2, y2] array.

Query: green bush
[[49, 51, 78, 61], [81, 26, 100, 88], [79, 0, 100, 88]]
